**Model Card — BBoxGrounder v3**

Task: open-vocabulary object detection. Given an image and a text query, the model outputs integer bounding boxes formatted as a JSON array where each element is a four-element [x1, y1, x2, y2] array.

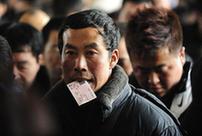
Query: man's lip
[[150, 86, 162, 91], [73, 78, 92, 82]]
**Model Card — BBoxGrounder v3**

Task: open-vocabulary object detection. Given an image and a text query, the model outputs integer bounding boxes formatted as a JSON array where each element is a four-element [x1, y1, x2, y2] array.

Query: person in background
[[43, 9, 185, 136], [126, 7, 193, 120], [1, 0, 41, 22], [19, 8, 50, 31], [4, 23, 50, 98], [116, 22, 133, 76], [0, 35, 58, 136], [42, 17, 65, 86]]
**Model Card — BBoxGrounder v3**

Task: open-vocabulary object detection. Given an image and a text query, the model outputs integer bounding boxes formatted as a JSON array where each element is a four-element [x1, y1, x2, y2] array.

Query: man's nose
[[147, 72, 160, 85], [74, 55, 87, 72], [13, 66, 20, 79]]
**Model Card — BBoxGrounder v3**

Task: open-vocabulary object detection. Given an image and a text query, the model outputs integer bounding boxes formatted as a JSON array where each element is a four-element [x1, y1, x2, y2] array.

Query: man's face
[[118, 37, 133, 76], [44, 30, 61, 78], [131, 47, 185, 97], [13, 51, 40, 89], [61, 27, 118, 92]]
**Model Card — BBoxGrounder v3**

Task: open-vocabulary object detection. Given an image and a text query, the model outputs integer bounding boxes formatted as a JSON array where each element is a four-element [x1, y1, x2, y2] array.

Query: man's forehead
[[12, 49, 37, 61], [64, 27, 102, 34], [13, 46, 32, 53], [132, 49, 175, 65], [63, 28, 105, 45]]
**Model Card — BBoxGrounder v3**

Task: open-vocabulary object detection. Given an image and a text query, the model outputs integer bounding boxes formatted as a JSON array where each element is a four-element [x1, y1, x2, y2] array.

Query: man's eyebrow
[[16, 61, 28, 65], [64, 43, 77, 50], [84, 43, 98, 49], [138, 64, 165, 71], [156, 64, 165, 68], [64, 43, 98, 50]]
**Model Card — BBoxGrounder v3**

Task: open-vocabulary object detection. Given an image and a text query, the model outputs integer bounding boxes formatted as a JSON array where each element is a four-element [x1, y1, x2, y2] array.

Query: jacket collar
[[96, 65, 129, 120], [174, 61, 192, 94]]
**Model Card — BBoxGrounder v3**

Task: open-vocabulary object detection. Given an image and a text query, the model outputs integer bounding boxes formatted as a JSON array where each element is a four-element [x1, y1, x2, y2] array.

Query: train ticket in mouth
[[67, 81, 97, 106]]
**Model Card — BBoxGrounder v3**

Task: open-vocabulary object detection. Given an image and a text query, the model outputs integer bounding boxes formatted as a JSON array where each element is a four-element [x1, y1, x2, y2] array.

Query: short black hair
[[58, 9, 120, 54], [4, 23, 43, 58]]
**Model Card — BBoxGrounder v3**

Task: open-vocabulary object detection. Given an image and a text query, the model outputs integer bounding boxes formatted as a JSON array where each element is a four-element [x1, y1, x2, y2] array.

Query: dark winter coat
[[43, 65, 184, 136]]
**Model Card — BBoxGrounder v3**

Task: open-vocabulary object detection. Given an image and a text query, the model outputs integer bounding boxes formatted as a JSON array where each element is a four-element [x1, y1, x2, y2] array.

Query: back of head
[[58, 9, 120, 54], [4, 23, 43, 58], [19, 9, 50, 31], [0, 35, 13, 84], [126, 7, 183, 58]]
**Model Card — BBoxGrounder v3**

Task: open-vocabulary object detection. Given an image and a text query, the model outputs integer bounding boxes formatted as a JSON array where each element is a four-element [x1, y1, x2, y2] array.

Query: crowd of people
[[0, 0, 201, 136]]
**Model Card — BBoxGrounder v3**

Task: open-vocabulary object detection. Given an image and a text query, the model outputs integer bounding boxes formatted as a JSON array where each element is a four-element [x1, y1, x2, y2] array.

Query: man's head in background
[[126, 7, 185, 97]]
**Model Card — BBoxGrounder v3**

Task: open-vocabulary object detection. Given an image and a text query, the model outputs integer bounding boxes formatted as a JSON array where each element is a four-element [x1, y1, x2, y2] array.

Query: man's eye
[[86, 51, 97, 56], [65, 50, 76, 56], [17, 65, 27, 70], [156, 66, 167, 73]]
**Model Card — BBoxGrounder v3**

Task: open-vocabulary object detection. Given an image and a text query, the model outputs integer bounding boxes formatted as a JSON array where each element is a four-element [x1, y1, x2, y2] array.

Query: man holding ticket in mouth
[[43, 9, 185, 136]]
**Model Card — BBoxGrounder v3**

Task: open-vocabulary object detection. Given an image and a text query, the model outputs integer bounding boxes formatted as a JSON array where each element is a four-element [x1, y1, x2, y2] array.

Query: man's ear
[[110, 49, 119, 69], [179, 47, 186, 65]]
